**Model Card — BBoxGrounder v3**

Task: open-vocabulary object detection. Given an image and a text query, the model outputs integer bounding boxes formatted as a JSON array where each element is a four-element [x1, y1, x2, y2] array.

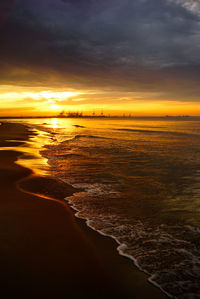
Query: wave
[[65, 189, 200, 299], [114, 128, 199, 138], [36, 120, 200, 299], [66, 134, 112, 140], [56, 153, 84, 159], [73, 124, 86, 128], [50, 134, 114, 146]]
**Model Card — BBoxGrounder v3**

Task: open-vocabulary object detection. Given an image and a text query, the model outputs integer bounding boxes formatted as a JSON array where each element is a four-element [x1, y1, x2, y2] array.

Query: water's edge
[[65, 195, 173, 299], [18, 120, 200, 299]]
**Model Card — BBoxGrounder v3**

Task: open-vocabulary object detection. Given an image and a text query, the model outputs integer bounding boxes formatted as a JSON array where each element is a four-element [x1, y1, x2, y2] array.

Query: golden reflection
[[0, 129, 50, 176], [51, 118, 58, 129], [17, 129, 50, 175]]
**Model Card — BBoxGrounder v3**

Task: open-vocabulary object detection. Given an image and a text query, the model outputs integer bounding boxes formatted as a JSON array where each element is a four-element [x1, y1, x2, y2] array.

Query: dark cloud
[[0, 0, 19, 28], [0, 0, 200, 100]]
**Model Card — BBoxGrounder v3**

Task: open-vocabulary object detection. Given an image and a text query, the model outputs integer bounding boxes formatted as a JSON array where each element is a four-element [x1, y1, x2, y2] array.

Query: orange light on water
[[51, 118, 58, 129]]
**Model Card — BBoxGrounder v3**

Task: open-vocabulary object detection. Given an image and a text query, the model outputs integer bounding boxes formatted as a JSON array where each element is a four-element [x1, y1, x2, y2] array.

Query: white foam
[[35, 119, 200, 299], [65, 191, 200, 299]]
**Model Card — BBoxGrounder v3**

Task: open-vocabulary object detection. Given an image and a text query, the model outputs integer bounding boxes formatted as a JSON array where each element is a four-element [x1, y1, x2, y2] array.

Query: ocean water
[[9, 117, 200, 298]]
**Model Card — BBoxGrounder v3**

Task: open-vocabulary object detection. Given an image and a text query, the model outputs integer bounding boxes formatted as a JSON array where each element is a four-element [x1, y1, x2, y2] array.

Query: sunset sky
[[1, 0, 200, 116]]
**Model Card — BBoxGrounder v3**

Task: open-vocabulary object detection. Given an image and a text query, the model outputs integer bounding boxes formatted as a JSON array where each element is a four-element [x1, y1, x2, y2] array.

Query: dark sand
[[0, 122, 166, 298]]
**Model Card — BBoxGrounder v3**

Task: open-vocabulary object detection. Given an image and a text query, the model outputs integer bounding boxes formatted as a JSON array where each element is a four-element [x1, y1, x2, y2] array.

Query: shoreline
[[0, 122, 166, 298]]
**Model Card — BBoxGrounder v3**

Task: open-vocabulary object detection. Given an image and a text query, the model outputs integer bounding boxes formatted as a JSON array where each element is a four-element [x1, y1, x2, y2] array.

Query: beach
[[0, 122, 167, 298]]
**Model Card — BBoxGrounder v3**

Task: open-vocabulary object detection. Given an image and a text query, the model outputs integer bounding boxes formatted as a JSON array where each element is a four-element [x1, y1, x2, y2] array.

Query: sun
[[49, 104, 59, 110]]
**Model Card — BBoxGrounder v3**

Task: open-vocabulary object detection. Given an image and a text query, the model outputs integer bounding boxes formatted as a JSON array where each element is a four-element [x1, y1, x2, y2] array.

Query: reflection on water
[[16, 129, 50, 175], [0, 127, 49, 176], [2, 117, 200, 298], [42, 117, 200, 299], [51, 118, 58, 129]]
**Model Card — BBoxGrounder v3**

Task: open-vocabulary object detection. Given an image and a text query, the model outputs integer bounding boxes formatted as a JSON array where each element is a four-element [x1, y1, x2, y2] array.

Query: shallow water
[[6, 117, 200, 299]]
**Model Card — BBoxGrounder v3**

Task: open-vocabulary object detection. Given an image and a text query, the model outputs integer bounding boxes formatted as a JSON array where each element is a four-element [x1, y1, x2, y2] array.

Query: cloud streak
[[0, 0, 200, 106]]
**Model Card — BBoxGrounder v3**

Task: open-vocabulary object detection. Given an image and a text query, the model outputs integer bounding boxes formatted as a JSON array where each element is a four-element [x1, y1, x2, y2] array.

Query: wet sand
[[0, 122, 166, 298]]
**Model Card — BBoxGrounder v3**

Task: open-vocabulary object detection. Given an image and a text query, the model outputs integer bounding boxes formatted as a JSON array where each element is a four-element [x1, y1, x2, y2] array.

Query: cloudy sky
[[0, 0, 200, 116]]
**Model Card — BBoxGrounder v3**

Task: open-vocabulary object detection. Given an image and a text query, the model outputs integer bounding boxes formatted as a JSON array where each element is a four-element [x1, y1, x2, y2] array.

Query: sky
[[0, 0, 200, 116]]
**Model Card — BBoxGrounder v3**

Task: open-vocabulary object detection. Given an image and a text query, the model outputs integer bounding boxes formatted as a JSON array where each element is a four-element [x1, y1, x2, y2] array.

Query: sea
[[4, 117, 200, 299]]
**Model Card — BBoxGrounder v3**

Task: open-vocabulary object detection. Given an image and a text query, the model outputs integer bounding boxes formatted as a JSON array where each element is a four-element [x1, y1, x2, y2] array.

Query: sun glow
[[1, 85, 200, 117], [0, 85, 85, 115], [50, 104, 59, 110], [40, 91, 79, 100]]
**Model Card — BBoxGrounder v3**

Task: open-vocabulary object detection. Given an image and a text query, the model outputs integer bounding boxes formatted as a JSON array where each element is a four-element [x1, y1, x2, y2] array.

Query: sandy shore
[[0, 122, 166, 298]]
